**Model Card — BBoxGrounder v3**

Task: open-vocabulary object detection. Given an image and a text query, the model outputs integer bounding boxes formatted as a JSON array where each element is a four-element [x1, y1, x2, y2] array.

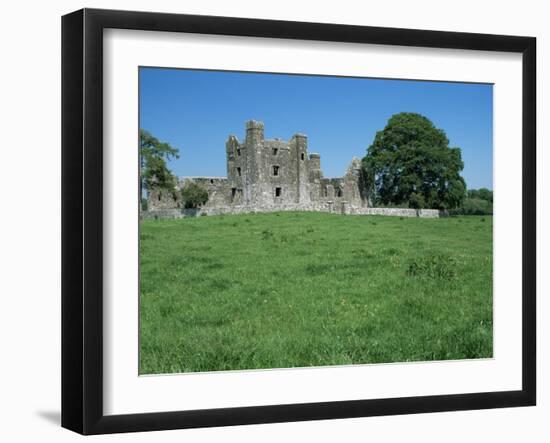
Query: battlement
[[246, 120, 264, 130]]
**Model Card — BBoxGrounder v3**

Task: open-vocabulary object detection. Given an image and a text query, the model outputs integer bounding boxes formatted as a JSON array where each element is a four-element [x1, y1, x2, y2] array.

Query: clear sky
[[139, 67, 493, 190]]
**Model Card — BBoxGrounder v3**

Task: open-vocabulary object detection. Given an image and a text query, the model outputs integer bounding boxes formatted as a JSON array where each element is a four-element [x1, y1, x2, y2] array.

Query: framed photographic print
[[61, 8, 536, 435]]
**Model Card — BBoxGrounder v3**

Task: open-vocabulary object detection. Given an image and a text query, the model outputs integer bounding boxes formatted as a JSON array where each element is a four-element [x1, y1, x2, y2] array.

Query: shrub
[[181, 182, 209, 209]]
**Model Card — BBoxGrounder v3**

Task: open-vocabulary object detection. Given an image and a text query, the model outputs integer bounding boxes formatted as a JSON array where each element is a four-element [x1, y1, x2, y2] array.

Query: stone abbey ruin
[[146, 120, 442, 218]]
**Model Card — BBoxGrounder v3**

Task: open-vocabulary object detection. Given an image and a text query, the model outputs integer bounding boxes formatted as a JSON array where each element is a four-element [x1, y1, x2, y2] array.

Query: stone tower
[[244, 120, 267, 205]]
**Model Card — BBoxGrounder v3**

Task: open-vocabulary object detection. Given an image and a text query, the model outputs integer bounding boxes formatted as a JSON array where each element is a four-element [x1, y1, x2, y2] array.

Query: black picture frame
[[61, 8, 536, 435]]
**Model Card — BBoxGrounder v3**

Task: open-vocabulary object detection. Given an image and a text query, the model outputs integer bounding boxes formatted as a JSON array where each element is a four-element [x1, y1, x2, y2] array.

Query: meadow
[[139, 212, 492, 374]]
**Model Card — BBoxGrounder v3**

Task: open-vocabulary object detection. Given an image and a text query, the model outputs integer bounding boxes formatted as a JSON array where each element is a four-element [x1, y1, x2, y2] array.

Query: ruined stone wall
[[294, 134, 311, 204], [179, 177, 231, 208], [308, 153, 323, 202], [224, 120, 321, 208], [261, 138, 290, 206], [147, 188, 180, 210], [226, 134, 246, 204]]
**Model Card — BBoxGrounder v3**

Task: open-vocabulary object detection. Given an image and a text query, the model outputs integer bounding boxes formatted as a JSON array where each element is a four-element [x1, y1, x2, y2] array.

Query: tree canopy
[[181, 181, 209, 209], [362, 112, 466, 209], [140, 129, 179, 195], [468, 188, 493, 203], [451, 188, 493, 215]]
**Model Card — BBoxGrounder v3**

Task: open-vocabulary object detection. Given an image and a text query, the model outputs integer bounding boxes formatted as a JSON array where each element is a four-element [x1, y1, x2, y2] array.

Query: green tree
[[362, 112, 466, 209], [476, 187, 493, 203], [181, 181, 209, 209], [463, 197, 492, 215], [140, 129, 179, 198], [455, 188, 493, 215]]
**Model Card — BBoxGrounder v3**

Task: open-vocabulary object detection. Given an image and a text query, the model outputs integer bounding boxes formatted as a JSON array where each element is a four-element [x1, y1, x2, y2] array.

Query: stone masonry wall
[[143, 203, 446, 219]]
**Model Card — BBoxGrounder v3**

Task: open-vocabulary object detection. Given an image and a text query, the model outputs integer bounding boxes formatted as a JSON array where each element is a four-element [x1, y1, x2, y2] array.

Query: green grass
[[139, 212, 492, 374]]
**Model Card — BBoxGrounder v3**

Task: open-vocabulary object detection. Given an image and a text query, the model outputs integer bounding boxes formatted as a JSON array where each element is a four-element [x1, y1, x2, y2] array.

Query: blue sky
[[139, 67, 493, 190]]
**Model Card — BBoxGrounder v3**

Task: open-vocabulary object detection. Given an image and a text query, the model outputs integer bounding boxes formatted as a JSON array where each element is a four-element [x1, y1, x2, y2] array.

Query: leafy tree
[[463, 197, 492, 215], [468, 188, 493, 203], [453, 188, 493, 215], [181, 181, 209, 209], [140, 129, 179, 198], [362, 113, 467, 209], [451, 197, 492, 215]]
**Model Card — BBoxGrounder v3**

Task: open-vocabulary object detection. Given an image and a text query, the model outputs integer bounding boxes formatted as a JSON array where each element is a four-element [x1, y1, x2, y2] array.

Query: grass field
[[139, 212, 492, 374]]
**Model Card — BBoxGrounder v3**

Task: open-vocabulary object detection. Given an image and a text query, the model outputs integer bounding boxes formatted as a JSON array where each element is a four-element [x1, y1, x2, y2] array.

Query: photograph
[[138, 67, 494, 375], [0, 0, 543, 439]]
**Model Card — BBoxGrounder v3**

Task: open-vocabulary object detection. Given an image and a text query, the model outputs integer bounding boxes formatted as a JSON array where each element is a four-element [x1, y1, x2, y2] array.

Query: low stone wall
[[142, 203, 447, 219], [350, 207, 444, 218], [141, 209, 183, 219]]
